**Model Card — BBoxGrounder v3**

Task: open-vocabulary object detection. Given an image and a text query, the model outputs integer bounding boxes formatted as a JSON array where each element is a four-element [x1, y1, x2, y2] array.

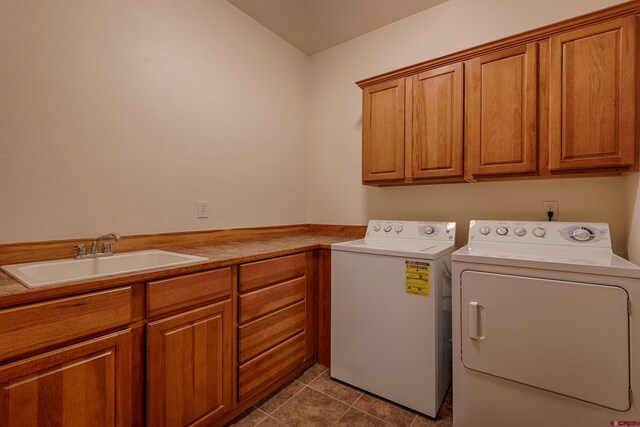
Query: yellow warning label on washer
[[405, 261, 430, 297]]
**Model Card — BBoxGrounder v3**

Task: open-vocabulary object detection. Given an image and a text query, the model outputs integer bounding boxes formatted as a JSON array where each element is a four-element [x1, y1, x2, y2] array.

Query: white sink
[[1, 250, 209, 288]]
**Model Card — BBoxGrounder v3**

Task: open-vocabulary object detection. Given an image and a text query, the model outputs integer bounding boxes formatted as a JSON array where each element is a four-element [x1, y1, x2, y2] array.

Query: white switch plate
[[542, 200, 559, 221], [197, 200, 209, 218]]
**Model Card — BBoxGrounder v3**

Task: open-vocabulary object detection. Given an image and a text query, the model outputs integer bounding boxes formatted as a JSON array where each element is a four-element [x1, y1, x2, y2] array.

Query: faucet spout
[[91, 232, 122, 255]]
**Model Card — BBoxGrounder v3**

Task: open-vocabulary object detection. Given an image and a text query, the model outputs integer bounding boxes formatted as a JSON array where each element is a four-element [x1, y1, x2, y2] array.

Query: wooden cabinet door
[[410, 63, 464, 179], [549, 16, 636, 171], [0, 330, 132, 426], [466, 44, 538, 179], [362, 79, 405, 182], [147, 300, 232, 427]]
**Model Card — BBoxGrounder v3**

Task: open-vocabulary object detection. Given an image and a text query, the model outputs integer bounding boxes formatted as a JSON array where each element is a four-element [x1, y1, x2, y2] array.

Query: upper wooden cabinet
[[362, 79, 406, 182], [465, 44, 538, 180], [357, 2, 639, 186], [410, 63, 464, 180], [548, 16, 636, 171], [361, 64, 464, 184]]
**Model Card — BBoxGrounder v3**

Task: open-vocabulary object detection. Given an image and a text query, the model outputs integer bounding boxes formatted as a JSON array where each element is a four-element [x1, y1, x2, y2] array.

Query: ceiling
[[227, 0, 449, 55]]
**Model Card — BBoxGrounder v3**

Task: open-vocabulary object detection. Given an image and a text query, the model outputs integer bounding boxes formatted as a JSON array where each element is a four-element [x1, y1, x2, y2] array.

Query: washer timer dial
[[570, 227, 595, 242]]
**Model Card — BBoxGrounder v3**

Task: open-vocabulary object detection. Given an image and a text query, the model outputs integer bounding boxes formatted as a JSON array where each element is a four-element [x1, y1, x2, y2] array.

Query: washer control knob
[[533, 227, 546, 238], [373, 224, 381, 232], [395, 225, 404, 233], [496, 227, 508, 236], [479, 226, 491, 235], [514, 227, 527, 237], [571, 227, 594, 242], [424, 226, 435, 235], [384, 225, 392, 233]]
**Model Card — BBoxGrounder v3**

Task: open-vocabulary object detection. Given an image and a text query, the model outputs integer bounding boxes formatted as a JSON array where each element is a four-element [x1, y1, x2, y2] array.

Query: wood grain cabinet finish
[[238, 332, 306, 401], [239, 253, 305, 293], [465, 43, 538, 179], [147, 300, 232, 427], [362, 79, 406, 182], [238, 301, 305, 364], [410, 63, 464, 180], [236, 253, 312, 404], [147, 267, 232, 318], [0, 330, 132, 427], [548, 16, 637, 171], [0, 287, 132, 361]]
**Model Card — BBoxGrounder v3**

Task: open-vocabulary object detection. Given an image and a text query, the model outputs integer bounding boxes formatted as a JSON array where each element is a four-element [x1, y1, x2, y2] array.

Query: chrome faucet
[[73, 232, 122, 259], [91, 232, 121, 255]]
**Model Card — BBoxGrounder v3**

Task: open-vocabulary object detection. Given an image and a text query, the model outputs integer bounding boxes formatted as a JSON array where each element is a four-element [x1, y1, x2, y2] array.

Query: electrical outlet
[[542, 200, 559, 221], [197, 200, 209, 219]]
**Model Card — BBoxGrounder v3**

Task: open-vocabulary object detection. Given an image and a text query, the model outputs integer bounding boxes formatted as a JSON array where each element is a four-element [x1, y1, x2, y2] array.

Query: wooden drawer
[[239, 276, 305, 324], [147, 268, 232, 318], [238, 332, 306, 401], [239, 253, 306, 293], [0, 287, 131, 361], [239, 301, 305, 364]]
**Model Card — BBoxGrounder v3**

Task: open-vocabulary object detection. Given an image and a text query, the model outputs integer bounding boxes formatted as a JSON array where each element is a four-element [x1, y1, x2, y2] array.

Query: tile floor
[[226, 364, 453, 427]]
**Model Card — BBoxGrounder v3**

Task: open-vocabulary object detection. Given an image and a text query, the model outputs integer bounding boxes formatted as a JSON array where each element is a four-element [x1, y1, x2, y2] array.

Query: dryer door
[[460, 271, 630, 411]]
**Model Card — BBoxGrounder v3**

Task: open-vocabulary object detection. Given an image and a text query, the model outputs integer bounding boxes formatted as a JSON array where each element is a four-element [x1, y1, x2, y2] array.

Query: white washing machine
[[331, 219, 456, 417], [452, 220, 640, 427]]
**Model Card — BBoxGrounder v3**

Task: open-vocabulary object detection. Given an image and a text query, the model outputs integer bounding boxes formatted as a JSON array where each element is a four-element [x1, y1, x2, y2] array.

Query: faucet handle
[[101, 242, 115, 254], [73, 244, 87, 258]]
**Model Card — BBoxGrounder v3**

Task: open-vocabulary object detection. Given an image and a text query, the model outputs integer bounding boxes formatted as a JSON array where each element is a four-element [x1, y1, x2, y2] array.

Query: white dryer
[[452, 220, 640, 426], [332, 220, 456, 417]]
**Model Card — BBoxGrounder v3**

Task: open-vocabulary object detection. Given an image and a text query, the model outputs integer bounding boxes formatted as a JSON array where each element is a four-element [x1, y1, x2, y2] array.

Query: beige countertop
[[0, 233, 357, 308]]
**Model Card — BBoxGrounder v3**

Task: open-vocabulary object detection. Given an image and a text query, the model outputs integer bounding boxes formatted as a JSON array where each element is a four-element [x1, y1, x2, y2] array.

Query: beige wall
[[307, 0, 632, 256], [0, 0, 309, 243], [627, 175, 640, 263]]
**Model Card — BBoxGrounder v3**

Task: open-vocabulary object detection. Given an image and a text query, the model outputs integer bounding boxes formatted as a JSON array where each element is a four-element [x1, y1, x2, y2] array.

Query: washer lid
[[332, 239, 456, 260]]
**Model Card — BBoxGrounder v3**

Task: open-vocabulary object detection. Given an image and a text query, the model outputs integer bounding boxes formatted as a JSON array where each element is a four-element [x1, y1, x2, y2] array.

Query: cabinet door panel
[[466, 44, 537, 178], [362, 79, 405, 182], [0, 330, 132, 427], [549, 16, 636, 170], [147, 301, 232, 427], [412, 63, 463, 179]]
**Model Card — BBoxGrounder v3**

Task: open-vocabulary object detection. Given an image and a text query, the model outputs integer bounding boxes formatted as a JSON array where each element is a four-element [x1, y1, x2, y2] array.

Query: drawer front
[[147, 268, 232, 318], [0, 287, 131, 361], [239, 253, 306, 293], [238, 332, 306, 401], [239, 301, 305, 364], [239, 276, 305, 324]]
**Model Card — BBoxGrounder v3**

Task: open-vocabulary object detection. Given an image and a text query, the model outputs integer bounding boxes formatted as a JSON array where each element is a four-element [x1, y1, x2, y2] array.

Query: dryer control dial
[[395, 225, 404, 233], [373, 224, 381, 232], [424, 226, 436, 235], [496, 227, 508, 236], [514, 227, 526, 237], [384, 225, 392, 233], [570, 227, 595, 242], [479, 226, 491, 235], [533, 227, 546, 238]]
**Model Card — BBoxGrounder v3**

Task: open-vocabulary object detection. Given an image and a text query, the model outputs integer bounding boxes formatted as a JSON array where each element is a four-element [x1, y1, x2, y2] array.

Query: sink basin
[[1, 250, 209, 288]]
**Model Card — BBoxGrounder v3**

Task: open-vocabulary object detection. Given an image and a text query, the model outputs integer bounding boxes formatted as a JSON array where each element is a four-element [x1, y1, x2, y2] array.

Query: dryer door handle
[[468, 301, 482, 340]]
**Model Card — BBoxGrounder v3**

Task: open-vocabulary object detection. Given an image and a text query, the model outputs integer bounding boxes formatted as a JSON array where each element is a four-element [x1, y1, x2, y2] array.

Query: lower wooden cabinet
[[0, 329, 132, 427], [147, 300, 232, 427], [0, 252, 321, 426]]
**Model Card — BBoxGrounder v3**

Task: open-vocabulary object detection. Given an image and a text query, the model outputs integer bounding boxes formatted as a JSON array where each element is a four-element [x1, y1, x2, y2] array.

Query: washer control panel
[[366, 220, 456, 241], [468, 220, 610, 247]]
